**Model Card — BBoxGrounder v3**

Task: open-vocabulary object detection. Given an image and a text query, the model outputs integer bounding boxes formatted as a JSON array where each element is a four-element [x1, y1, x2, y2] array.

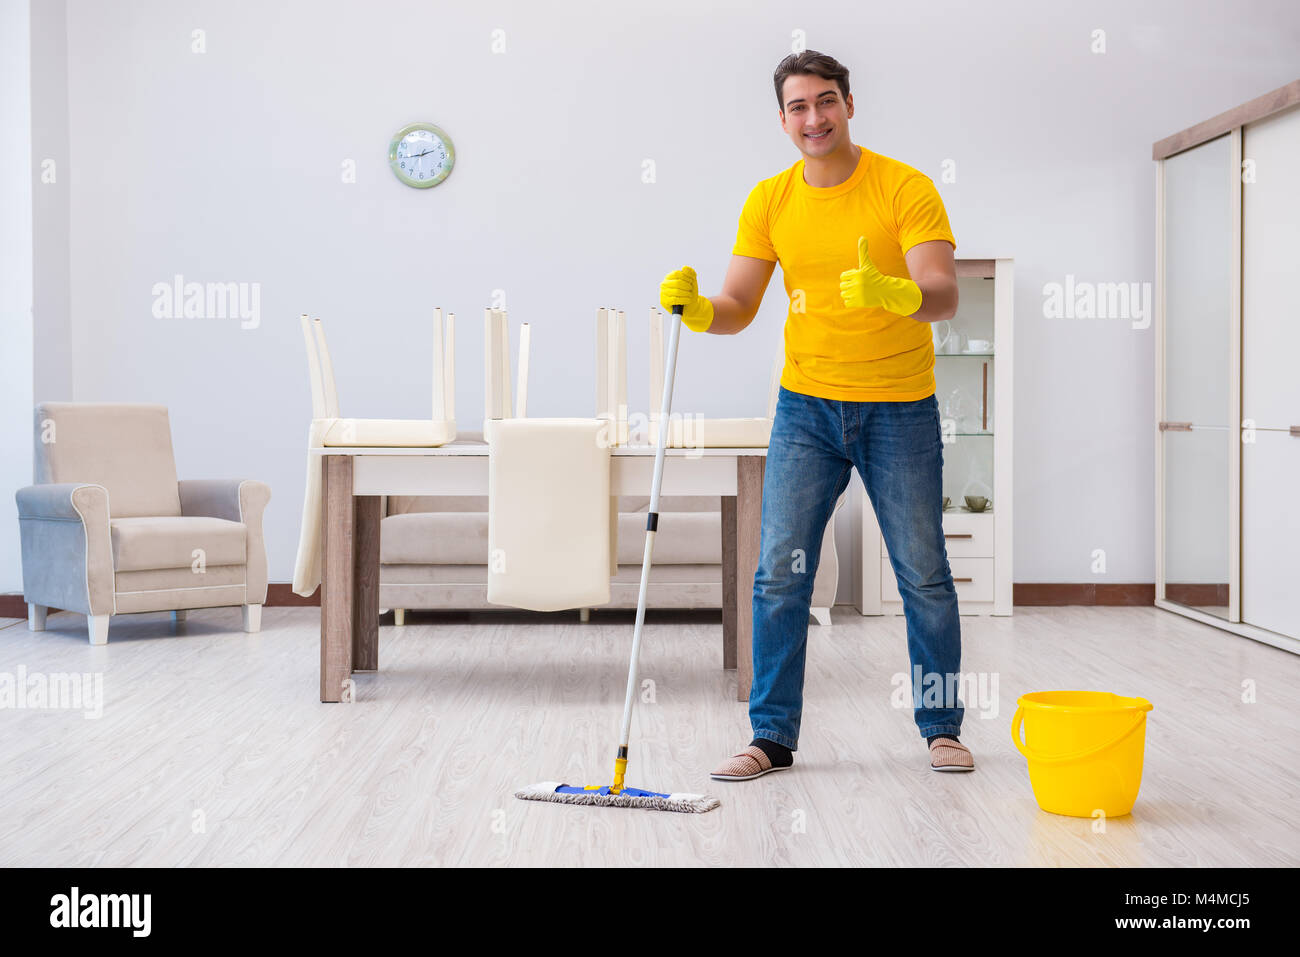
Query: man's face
[[779, 73, 853, 158]]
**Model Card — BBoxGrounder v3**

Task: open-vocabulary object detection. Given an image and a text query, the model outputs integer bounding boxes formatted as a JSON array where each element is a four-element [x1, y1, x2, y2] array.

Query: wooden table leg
[[352, 495, 381, 671], [736, 455, 765, 702], [721, 495, 737, 670], [321, 455, 355, 702]]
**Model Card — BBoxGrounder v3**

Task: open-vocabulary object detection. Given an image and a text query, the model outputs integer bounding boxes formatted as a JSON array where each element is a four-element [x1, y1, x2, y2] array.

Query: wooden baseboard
[[1013, 583, 1154, 605], [1, 594, 31, 618], [4, 583, 1160, 619]]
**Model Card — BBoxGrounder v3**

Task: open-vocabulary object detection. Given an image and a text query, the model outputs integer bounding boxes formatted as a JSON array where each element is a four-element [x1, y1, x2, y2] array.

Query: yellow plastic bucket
[[1011, 691, 1153, 818]]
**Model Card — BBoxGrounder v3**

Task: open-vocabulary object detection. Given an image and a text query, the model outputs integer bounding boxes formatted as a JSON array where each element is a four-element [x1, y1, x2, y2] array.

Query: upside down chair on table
[[291, 308, 458, 598], [379, 307, 847, 623]]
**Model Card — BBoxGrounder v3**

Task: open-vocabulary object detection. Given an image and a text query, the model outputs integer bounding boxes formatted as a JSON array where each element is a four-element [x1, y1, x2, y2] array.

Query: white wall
[[1, 0, 34, 597], [32, 0, 72, 403], [8, 0, 1300, 595]]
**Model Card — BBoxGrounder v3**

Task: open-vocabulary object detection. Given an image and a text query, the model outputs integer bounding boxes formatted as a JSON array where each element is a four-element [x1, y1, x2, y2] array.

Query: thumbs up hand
[[838, 235, 923, 316]]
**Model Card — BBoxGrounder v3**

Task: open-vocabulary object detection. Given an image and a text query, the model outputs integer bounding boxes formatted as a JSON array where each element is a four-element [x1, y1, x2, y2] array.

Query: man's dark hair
[[773, 50, 851, 112]]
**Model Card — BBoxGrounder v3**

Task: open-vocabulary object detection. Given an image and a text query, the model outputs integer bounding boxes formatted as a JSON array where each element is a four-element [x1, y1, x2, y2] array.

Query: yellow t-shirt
[[732, 144, 956, 401]]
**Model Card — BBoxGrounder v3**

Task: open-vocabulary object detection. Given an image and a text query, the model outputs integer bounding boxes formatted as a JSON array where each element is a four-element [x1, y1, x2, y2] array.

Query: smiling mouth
[[805, 128, 831, 140]]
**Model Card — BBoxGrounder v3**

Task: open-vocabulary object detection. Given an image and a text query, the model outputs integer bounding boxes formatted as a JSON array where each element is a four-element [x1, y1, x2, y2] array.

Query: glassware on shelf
[[942, 386, 982, 434], [932, 320, 957, 354]]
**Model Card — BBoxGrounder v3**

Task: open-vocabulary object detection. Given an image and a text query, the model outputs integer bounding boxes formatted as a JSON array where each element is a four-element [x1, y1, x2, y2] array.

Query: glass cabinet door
[[1161, 133, 1234, 620], [935, 276, 996, 511]]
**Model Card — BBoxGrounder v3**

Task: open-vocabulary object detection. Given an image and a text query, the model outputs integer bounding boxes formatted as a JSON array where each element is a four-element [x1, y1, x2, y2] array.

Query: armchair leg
[[88, 615, 109, 645], [28, 604, 47, 631], [171, 610, 188, 625], [393, 608, 405, 627], [242, 604, 262, 633], [810, 606, 831, 628]]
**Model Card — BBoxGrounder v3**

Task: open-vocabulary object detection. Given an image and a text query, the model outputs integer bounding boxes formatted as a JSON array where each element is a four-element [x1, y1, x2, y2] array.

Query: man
[[659, 50, 974, 777]]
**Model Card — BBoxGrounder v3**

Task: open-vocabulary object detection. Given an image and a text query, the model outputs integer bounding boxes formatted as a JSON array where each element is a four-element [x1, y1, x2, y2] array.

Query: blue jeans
[[749, 385, 963, 750]]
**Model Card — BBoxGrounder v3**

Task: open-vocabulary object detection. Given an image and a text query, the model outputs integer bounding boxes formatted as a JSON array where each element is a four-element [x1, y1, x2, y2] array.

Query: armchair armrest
[[16, 482, 104, 521], [179, 479, 271, 604], [178, 478, 270, 523], [14, 483, 115, 616]]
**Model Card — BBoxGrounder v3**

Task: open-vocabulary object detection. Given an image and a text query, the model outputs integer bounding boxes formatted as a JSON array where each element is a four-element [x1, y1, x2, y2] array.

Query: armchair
[[15, 402, 271, 644]]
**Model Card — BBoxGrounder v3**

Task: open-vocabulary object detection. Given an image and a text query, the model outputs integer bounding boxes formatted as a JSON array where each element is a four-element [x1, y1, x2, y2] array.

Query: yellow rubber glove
[[659, 265, 715, 332], [838, 236, 923, 316]]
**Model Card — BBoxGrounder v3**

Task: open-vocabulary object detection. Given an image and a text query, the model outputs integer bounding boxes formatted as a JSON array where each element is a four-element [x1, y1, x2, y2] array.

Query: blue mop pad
[[515, 782, 719, 813]]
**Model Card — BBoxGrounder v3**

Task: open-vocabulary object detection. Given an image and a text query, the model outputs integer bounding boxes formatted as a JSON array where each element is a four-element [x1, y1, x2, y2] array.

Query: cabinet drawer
[[881, 511, 994, 559], [881, 556, 995, 604]]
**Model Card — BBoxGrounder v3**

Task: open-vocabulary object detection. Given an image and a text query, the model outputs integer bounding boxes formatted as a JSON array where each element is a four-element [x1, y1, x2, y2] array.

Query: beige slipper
[[710, 745, 789, 781], [929, 737, 975, 772]]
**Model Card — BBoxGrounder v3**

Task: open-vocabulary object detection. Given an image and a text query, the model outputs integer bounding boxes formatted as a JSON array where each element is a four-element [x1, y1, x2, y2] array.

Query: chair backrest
[[593, 307, 628, 446], [300, 314, 330, 418], [484, 308, 529, 420], [302, 309, 455, 421], [432, 308, 456, 422], [647, 308, 783, 419], [595, 307, 627, 421], [313, 318, 341, 417], [33, 402, 182, 517]]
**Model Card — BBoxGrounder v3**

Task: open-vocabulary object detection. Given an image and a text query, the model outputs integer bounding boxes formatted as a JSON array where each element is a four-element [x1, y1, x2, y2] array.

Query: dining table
[[312, 438, 768, 704]]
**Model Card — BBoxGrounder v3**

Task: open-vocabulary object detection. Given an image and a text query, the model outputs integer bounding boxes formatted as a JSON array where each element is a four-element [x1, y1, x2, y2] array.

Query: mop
[[515, 304, 720, 813]]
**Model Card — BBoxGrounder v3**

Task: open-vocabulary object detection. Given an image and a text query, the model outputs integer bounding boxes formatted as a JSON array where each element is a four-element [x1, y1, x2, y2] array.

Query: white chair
[[291, 309, 457, 598], [595, 307, 629, 446], [302, 309, 456, 447], [482, 307, 530, 434], [646, 307, 781, 448]]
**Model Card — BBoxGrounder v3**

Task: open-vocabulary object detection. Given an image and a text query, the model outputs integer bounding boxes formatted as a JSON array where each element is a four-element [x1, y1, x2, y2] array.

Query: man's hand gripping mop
[[514, 304, 720, 813]]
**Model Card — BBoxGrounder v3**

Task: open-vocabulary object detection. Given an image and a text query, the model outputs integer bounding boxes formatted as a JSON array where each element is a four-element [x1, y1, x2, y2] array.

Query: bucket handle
[[1011, 703, 1151, 765]]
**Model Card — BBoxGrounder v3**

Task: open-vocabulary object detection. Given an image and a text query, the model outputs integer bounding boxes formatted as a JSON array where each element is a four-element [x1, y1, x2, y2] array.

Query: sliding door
[[1159, 133, 1235, 620], [1241, 105, 1300, 639]]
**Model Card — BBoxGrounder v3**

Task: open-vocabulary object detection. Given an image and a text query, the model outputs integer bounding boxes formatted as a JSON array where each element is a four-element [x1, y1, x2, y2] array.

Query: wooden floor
[[0, 603, 1295, 867]]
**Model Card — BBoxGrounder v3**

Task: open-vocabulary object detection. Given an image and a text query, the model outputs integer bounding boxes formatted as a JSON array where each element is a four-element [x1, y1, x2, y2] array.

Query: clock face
[[389, 123, 454, 188]]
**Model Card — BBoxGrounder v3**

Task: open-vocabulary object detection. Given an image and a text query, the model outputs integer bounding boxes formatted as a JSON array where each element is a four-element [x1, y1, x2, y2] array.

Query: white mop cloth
[[487, 417, 612, 612]]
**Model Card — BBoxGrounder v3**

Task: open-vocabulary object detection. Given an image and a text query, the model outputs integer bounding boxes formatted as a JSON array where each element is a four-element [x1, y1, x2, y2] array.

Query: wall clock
[[388, 122, 455, 188]]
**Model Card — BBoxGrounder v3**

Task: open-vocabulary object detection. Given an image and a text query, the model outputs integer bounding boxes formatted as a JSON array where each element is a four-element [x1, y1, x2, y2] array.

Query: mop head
[[515, 782, 720, 814]]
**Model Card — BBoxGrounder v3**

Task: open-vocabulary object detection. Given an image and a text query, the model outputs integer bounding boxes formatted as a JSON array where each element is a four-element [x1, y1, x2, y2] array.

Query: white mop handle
[[647, 308, 682, 515], [618, 306, 684, 748]]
